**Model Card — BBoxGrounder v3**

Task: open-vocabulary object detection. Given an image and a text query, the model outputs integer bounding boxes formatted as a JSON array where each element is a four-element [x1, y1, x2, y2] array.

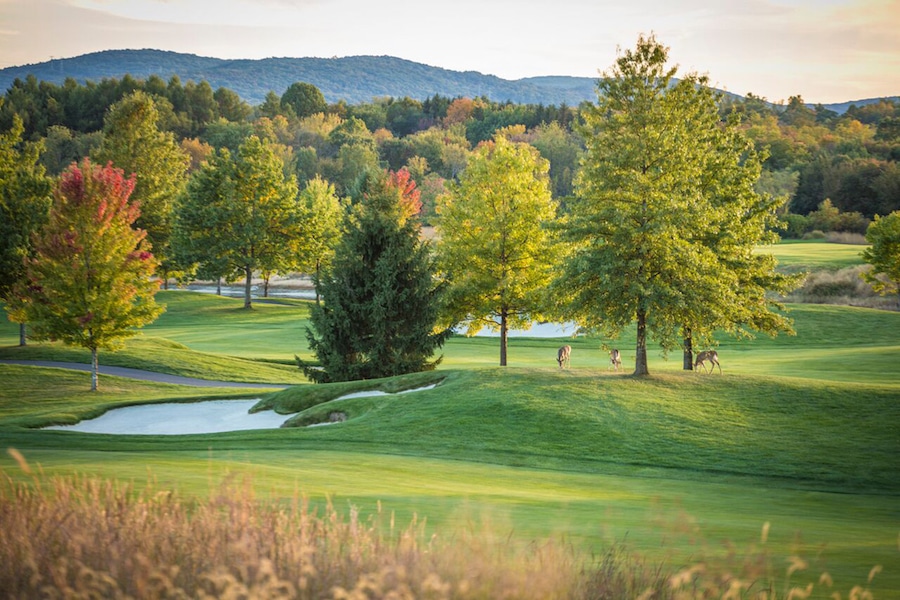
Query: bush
[[778, 213, 811, 239]]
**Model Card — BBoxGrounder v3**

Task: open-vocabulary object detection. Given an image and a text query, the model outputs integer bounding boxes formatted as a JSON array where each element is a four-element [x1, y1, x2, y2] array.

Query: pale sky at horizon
[[1, 0, 898, 104]]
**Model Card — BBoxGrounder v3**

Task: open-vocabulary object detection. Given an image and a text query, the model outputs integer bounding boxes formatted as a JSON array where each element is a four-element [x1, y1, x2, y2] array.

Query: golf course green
[[1, 241, 898, 597]]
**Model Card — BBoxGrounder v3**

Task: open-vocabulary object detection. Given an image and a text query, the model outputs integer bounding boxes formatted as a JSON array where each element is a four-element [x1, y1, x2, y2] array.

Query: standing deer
[[557, 345, 572, 369], [694, 350, 721, 374], [609, 349, 622, 371]]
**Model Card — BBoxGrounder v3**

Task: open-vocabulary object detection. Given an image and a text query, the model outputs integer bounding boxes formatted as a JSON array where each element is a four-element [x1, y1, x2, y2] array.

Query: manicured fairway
[[757, 239, 867, 271], [1, 247, 898, 595]]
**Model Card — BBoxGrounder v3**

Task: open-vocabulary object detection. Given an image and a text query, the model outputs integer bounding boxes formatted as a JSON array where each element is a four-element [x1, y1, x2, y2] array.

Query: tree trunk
[[243, 266, 253, 309], [263, 273, 270, 298], [499, 310, 508, 367], [683, 327, 694, 370], [90, 347, 99, 392], [18, 323, 27, 347], [634, 307, 649, 376], [315, 259, 322, 305], [216, 277, 222, 296]]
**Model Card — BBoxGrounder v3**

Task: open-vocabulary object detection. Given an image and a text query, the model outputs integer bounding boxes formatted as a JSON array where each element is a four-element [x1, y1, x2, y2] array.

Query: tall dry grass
[[0, 451, 884, 599], [786, 265, 898, 309]]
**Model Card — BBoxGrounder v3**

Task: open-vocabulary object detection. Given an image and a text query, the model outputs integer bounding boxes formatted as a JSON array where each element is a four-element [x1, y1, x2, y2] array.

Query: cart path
[[0, 360, 287, 389]]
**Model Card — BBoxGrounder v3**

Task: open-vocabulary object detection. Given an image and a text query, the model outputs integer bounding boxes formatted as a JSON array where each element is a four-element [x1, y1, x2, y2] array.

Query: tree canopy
[[559, 34, 797, 376], [92, 91, 191, 283], [862, 210, 900, 307], [295, 176, 345, 303], [436, 132, 560, 366], [172, 135, 302, 308], [0, 114, 53, 345], [7, 159, 162, 390], [281, 82, 327, 120]]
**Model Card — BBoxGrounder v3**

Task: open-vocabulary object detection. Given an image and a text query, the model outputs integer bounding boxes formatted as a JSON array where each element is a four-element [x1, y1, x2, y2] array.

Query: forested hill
[[0, 49, 600, 106]]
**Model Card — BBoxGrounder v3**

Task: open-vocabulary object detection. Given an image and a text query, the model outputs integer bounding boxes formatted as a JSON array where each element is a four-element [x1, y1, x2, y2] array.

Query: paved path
[[0, 360, 287, 389]]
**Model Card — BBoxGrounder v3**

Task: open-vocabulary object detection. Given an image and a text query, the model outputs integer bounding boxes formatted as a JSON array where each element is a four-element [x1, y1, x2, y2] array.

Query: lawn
[[1, 241, 898, 596], [758, 239, 867, 271]]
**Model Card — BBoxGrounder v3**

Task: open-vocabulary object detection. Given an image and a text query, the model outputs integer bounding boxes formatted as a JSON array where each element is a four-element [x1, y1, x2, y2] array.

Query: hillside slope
[[4, 48, 894, 110], [0, 49, 597, 106]]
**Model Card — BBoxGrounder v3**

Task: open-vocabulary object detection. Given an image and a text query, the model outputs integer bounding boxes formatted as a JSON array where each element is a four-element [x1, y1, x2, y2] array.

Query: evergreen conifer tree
[[301, 169, 449, 382]]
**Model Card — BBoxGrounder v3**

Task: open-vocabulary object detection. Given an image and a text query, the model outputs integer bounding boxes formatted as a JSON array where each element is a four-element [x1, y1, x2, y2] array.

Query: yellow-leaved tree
[[436, 131, 562, 366]]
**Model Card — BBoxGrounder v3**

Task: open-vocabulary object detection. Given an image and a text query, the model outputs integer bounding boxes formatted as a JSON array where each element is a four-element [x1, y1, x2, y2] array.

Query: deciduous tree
[[436, 134, 560, 366], [295, 176, 345, 303], [7, 159, 162, 390], [281, 82, 327, 120], [301, 169, 448, 382], [560, 35, 796, 376], [0, 115, 53, 346], [92, 91, 190, 286], [173, 135, 302, 308], [862, 210, 900, 307]]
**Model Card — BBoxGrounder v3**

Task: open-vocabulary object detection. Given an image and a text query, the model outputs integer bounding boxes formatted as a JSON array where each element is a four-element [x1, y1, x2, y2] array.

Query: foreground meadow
[[1, 245, 899, 597]]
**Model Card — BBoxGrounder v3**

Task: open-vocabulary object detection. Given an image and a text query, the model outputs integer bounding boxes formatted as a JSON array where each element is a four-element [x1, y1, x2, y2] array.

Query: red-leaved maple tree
[[9, 159, 163, 390]]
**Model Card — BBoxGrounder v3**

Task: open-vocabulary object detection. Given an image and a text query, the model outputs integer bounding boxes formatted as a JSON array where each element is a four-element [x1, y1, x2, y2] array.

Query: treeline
[[721, 94, 900, 235], [2, 73, 899, 230]]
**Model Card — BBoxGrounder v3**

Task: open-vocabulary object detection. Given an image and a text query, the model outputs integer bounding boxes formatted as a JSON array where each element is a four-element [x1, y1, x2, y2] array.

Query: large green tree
[[862, 210, 900, 308], [173, 135, 302, 308], [436, 133, 560, 366], [560, 35, 796, 376], [281, 82, 327, 120], [7, 159, 162, 390], [92, 91, 190, 286], [0, 115, 53, 346], [301, 169, 449, 382]]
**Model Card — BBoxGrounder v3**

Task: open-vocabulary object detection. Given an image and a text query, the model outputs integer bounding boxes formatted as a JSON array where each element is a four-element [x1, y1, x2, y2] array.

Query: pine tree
[[301, 169, 449, 382], [8, 159, 162, 390]]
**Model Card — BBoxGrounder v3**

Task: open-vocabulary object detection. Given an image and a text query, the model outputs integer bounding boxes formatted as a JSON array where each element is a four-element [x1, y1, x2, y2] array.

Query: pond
[[184, 284, 580, 338]]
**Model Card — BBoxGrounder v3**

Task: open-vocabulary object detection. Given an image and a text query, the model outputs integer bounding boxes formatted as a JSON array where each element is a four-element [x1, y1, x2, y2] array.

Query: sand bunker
[[44, 399, 285, 435], [42, 383, 440, 435]]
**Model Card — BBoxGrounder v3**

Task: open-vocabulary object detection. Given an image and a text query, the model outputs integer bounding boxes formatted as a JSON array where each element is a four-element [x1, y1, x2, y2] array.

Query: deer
[[694, 350, 721, 374], [609, 349, 622, 371], [557, 345, 572, 369]]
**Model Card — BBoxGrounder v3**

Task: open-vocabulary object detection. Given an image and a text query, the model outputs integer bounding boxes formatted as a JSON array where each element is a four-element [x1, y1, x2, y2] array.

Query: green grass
[[143, 292, 314, 362], [759, 239, 867, 271], [1, 248, 899, 595]]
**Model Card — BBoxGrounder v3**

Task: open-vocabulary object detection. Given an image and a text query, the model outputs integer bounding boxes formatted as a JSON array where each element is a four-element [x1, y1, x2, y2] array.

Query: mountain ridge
[[1, 49, 896, 112]]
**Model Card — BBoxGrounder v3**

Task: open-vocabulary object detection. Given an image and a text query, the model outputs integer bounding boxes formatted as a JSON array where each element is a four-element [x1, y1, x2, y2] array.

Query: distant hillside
[[0, 49, 598, 107], [0, 49, 895, 112]]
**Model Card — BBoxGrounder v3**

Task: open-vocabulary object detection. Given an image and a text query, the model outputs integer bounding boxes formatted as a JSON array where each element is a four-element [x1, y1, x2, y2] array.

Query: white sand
[[44, 383, 440, 435], [44, 399, 286, 435]]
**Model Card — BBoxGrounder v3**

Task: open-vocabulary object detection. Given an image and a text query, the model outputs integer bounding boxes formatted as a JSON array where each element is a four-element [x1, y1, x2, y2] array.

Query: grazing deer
[[609, 349, 622, 371], [694, 350, 721, 374], [557, 345, 572, 369]]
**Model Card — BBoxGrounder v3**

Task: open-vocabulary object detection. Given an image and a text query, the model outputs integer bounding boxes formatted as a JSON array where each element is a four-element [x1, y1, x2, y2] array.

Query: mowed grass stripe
[[3, 448, 897, 595]]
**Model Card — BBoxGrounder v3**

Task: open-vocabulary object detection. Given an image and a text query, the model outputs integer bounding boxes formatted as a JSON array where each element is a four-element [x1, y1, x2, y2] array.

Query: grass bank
[[1, 269, 898, 597]]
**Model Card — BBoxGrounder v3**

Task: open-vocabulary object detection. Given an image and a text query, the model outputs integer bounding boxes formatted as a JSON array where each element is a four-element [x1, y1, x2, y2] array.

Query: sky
[[1, 0, 898, 104]]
